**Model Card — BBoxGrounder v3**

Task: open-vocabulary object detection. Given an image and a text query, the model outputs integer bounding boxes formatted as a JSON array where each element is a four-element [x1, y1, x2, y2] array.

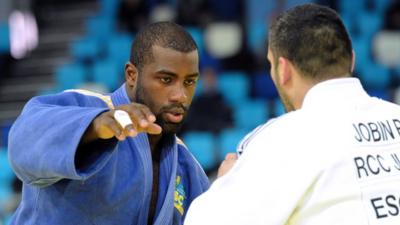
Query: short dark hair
[[268, 4, 353, 80], [130, 21, 197, 71]]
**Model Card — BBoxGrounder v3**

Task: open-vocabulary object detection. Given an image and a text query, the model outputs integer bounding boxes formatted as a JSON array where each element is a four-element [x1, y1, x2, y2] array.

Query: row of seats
[[62, 21, 400, 99], [48, 40, 400, 99], [181, 0, 397, 171], [338, 0, 391, 15], [72, 17, 132, 63], [54, 64, 285, 131], [55, 60, 122, 92], [71, 16, 242, 62], [55, 61, 283, 104], [44, 0, 400, 171], [339, 0, 400, 93]]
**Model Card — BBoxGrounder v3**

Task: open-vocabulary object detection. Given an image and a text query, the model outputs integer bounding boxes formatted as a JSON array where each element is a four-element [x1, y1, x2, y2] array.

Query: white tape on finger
[[114, 110, 133, 128]]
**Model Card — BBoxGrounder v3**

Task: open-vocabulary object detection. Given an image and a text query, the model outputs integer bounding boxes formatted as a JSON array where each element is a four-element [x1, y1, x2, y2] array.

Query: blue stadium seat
[[99, 0, 121, 18], [352, 36, 372, 74], [70, 37, 100, 62], [358, 63, 391, 90], [247, 21, 267, 54], [253, 72, 278, 100], [86, 16, 114, 42], [338, 0, 366, 14], [0, 23, 10, 53], [193, 77, 203, 98], [0, 148, 14, 203], [233, 100, 268, 131], [0, 148, 13, 178], [218, 128, 248, 161], [245, 0, 274, 55], [246, 0, 275, 32], [341, 13, 357, 37], [357, 12, 382, 40], [92, 59, 121, 92], [218, 71, 250, 106], [182, 132, 216, 171], [106, 34, 133, 73], [199, 50, 221, 71], [186, 27, 204, 54], [284, 0, 314, 9], [55, 63, 87, 90], [367, 0, 391, 14]]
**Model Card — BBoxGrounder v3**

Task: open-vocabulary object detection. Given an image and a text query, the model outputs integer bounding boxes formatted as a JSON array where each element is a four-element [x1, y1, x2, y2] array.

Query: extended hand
[[217, 153, 238, 178], [84, 103, 162, 143]]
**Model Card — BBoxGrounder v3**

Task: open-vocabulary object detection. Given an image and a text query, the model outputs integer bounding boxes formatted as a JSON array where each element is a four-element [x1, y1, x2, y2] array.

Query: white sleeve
[[184, 126, 320, 225]]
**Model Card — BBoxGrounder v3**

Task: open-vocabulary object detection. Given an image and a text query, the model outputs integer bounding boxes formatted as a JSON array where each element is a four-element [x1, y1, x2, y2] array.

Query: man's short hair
[[130, 21, 197, 71], [268, 4, 353, 80]]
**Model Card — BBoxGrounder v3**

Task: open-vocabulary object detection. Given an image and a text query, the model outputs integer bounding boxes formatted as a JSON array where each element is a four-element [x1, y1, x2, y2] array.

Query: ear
[[125, 62, 138, 88], [278, 57, 292, 86], [351, 50, 355, 73]]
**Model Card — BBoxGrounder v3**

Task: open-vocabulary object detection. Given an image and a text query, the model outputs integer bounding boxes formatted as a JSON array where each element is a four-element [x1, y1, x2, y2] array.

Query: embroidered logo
[[174, 175, 186, 215]]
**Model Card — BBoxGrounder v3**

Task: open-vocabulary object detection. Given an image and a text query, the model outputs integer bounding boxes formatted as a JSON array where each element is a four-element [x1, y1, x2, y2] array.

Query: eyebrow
[[156, 69, 200, 78]]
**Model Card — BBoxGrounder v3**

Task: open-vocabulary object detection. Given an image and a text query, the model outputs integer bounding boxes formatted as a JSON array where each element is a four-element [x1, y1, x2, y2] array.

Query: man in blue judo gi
[[8, 21, 209, 225]]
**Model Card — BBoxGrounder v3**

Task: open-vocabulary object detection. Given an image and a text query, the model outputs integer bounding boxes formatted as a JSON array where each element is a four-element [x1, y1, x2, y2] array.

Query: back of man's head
[[269, 4, 353, 80], [130, 21, 197, 71]]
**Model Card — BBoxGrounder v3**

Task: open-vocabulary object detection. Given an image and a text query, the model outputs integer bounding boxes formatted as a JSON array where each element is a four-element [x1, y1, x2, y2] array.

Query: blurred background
[[1, 0, 400, 223]]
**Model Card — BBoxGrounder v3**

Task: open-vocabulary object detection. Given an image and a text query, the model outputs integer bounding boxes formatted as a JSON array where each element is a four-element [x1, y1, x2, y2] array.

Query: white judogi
[[185, 78, 400, 225]]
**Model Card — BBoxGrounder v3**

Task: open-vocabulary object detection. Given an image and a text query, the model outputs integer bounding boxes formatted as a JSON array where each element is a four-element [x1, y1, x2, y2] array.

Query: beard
[[135, 82, 188, 135], [155, 104, 188, 135]]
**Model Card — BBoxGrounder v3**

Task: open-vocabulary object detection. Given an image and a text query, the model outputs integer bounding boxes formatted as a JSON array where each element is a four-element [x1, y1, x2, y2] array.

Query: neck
[[293, 86, 311, 110], [148, 134, 163, 154], [291, 75, 317, 110], [148, 132, 175, 154]]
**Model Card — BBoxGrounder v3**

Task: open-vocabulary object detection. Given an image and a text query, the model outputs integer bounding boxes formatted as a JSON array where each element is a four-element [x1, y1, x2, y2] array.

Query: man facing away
[[8, 21, 209, 225], [185, 4, 400, 225]]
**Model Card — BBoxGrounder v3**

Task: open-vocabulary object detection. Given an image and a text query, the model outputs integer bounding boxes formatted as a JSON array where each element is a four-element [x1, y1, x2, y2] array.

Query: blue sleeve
[[8, 92, 117, 187]]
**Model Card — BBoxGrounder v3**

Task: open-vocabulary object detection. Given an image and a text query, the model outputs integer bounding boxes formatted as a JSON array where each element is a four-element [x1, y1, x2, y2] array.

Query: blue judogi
[[8, 84, 209, 225]]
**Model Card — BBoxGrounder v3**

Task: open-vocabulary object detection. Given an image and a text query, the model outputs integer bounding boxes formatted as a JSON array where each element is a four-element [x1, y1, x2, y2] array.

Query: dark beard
[[155, 104, 188, 135], [135, 82, 188, 135]]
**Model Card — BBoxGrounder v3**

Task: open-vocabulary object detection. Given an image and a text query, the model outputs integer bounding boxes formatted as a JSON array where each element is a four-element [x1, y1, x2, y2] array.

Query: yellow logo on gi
[[174, 176, 186, 215]]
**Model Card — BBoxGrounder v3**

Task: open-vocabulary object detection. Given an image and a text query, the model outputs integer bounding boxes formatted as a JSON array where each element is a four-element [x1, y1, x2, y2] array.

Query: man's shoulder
[[24, 89, 113, 110], [239, 111, 308, 149], [63, 89, 114, 108], [262, 110, 305, 131], [176, 138, 201, 167], [374, 97, 400, 111]]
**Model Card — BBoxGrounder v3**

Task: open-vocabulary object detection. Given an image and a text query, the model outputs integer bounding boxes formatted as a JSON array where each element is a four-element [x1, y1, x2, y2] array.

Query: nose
[[169, 83, 188, 103]]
